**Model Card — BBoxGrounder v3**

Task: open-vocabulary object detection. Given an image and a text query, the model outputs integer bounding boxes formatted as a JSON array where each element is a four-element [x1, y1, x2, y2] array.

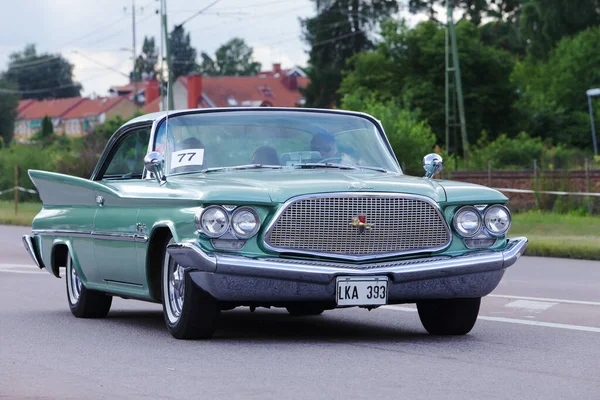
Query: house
[[108, 79, 160, 104], [142, 64, 309, 113], [257, 63, 307, 79], [13, 97, 86, 141], [61, 97, 138, 136], [13, 96, 138, 142]]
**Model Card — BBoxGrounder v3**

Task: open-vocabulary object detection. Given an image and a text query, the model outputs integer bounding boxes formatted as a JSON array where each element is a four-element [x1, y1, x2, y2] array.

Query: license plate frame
[[335, 276, 388, 306]]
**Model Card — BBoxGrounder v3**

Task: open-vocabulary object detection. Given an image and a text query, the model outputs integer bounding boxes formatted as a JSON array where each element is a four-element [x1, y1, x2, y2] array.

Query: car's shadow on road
[[96, 307, 477, 344]]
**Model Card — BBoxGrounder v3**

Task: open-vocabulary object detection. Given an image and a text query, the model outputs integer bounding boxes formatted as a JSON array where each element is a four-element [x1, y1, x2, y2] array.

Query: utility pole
[[132, 0, 138, 105], [162, 0, 174, 110], [445, 3, 469, 167], [159, 0, 165, 111]]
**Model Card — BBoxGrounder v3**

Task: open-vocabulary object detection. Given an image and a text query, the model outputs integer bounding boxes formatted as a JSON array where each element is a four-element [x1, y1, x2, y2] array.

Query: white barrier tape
[[494, 188, 600, 197], [0, 186, 38, 196]]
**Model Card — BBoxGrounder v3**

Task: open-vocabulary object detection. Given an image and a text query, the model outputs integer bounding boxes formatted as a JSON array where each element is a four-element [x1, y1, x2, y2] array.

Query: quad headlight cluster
[[195, 205, 260, 239], [453, 205, 511, 238]]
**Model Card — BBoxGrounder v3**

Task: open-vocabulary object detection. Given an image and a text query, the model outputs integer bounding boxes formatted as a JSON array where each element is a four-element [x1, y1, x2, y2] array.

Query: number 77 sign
[[170, 148, 205, 169]]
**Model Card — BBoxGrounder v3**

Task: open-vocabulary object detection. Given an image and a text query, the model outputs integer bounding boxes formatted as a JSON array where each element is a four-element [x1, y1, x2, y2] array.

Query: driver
[[310, 132, 338, 159]]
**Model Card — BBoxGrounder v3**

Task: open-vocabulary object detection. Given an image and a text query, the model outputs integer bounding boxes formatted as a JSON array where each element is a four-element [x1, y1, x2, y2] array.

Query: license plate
[[336, 276, 388, 306]]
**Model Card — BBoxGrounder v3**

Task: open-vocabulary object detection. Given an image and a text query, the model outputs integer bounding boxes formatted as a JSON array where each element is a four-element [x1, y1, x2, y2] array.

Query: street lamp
[[586, 88, 600, 157]]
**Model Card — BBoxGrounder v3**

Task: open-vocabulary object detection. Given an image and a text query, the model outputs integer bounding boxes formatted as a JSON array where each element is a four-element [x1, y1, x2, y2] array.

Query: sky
[[1, 0, 427, 97]]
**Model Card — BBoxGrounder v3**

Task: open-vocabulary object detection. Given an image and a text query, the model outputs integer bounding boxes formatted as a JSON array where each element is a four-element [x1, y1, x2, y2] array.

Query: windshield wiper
[[201, 164, 283, 173], [357, 165, 388, 173], [292, 162, 358, 170]]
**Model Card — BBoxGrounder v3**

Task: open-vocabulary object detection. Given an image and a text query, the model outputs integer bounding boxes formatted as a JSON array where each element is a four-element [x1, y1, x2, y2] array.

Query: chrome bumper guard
[[22, 235, 44, 269], [167, 237, 528, 285]]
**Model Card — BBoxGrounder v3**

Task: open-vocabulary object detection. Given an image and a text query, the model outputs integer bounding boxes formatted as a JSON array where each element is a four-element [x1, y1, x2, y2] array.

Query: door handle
[[95, 195, 104, 206]]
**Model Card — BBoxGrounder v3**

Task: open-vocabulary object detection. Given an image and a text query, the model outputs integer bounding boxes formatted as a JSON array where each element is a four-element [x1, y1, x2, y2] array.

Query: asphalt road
[[1, 225, 599, 399]]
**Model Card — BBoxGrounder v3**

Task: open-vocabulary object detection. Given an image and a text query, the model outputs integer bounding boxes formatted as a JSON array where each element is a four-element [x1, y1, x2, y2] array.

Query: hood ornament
[[350, 216, 373, 234], [348, 182, 374, 190]]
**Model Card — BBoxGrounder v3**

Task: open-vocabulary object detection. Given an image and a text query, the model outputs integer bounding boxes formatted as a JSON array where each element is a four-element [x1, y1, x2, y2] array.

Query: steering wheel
[[318, 157, 343, 163]]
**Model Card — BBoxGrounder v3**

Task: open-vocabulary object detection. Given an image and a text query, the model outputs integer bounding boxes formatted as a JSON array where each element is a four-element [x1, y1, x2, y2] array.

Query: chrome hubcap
[[168, 262, 185, 319], [67, 257, 82, 304]]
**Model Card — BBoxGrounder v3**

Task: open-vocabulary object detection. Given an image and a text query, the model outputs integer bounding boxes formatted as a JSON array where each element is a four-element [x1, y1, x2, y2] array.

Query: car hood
[[167, 169, 505, 205]]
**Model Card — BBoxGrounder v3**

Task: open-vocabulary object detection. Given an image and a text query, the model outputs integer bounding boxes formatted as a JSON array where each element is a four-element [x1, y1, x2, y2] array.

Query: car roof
[[121, 107, 379, 128]]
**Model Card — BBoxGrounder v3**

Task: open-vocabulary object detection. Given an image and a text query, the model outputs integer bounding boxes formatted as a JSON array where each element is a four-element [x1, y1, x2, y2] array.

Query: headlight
[[453, 206, 482, 237], [231, 207, 260, 239], [484, 205, 511, 236], [196, 206, 229, 238]]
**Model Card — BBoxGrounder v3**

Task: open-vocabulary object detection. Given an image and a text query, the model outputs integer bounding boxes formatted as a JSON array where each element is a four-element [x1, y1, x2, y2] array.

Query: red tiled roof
[[17, 99, 37, 113], [17, 97, 86, 120], [199, 76, 308, 108], [61, 97, 129, 119], [110, 80, 152, 94], [143, 95, 161, 113]]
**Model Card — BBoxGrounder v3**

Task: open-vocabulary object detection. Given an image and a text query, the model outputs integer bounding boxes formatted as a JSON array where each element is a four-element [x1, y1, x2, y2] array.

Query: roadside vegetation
[[510, 211, 600, 261], [0, 200, 40, 226], [1, 199, 597, 261]]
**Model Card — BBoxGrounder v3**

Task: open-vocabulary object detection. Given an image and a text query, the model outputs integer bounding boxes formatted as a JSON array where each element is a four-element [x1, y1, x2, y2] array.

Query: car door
[[93, 126, 151, 288]]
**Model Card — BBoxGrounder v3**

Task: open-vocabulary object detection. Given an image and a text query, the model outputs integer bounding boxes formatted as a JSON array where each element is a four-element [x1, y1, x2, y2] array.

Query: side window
[[102, 128, 151, 179]]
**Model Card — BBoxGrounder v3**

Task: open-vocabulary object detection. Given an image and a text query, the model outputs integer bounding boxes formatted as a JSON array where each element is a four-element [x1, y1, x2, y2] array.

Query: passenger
[[310, 132, 338, 160], [251, 146, 280, 165]]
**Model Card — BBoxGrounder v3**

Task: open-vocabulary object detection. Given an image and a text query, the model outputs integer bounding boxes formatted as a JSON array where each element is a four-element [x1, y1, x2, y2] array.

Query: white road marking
[[478, 317, 600, 334], [0, 264, 45, 274], [489, 294, 600, 307], [382, 305, 600, 333], [505, 299, 557, 311]]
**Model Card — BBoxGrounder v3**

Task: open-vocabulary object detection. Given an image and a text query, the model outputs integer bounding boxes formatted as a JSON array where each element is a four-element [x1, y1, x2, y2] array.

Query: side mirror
[[144, 152, 167, 185], [423, 153, 443, 179]]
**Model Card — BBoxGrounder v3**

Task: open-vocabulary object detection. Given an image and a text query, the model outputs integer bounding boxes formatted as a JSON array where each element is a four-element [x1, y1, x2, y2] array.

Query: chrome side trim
[[168, 237, 528, 285], [22, 235, 43, 269], [262, 192, 452, 261], [32, 229, 148, 243]]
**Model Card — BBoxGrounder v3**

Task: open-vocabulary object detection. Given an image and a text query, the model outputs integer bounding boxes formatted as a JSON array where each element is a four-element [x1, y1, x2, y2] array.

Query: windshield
[[153, 111, 400, 175]]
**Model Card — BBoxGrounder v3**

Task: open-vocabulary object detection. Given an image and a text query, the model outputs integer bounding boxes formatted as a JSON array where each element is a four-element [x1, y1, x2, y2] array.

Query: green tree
[[512, 26, 600, 148], [520, 0, 600, 59], [197, 38, 261, 76], [408, 0, 490, 25], [132, 36, 159, 81], [0, 78, 19, 147], [5, 44, 81, 100], [341, 94, 437, 174], [169, 26, 197, 79], [32, 115, 56, 146], [301, 0, 399, 108], [340, 19, 518, 145]]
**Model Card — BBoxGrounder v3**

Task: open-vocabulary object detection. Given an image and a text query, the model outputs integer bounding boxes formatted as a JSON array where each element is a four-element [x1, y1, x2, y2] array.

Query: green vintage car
[[23, 108, 527, 339]]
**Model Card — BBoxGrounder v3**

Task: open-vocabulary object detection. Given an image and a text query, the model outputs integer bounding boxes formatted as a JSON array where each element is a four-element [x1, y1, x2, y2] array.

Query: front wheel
[[161, 237, 220, 339], [66, 254, 112, 318], [416, 298, 481, 335]]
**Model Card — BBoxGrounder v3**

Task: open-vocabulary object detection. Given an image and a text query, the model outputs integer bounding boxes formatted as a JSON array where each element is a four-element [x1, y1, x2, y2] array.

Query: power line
[[5, 56, 62, 70], [0, 83, 81, 95], [71, 51, 130, 78], [176, 0, 224, 28], [60, 16, 130, 48], [84, 13, 156, 48]]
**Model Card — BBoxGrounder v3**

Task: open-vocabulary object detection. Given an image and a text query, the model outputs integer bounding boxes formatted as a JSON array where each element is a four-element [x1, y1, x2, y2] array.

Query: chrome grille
[[264, 194, 451, 259]]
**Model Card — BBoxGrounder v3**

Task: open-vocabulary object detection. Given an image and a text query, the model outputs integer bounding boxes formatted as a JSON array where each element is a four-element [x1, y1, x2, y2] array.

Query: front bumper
[[168, 237, 528, 304]]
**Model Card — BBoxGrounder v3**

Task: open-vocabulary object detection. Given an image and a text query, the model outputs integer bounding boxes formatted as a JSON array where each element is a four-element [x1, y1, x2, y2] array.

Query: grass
[[0, 201, 598, 260], [511, 211, 600, 261], [0, 200, 40, 226]]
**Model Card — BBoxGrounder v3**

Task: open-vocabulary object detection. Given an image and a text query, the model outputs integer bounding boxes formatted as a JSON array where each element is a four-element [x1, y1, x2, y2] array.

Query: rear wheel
[[66, 254, 112, 318], [416, 298, 481, 335], [286, 304, 325, 317], [161, 237, 220, 339]]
